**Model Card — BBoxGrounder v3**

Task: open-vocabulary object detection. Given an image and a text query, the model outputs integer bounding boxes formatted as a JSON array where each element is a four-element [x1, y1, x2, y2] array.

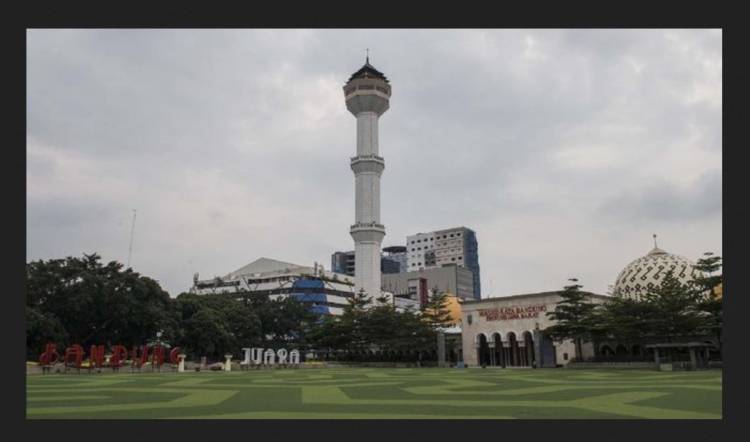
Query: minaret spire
[[366, 48, 370, 64], [653, 233, 658, 248]]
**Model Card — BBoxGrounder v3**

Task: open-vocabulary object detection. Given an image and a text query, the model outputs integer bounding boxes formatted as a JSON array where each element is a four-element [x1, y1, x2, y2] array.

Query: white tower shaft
[[352, 112, 384, 299]]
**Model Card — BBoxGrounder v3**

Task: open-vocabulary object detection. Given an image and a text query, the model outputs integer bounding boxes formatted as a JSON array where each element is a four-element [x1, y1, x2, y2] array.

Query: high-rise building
[[382, 265, 476, 301], [344, 57, 391, 298], [382, 245, 407, 273], [406, 226, 481, 298], [331, 247, 405, 277], [331, 251, 356, 276]]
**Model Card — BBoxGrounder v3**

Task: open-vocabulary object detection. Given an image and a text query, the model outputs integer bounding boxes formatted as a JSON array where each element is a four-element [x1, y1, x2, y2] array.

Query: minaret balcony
[[350, 222, 386, 242], [344, 78, 391, 99], [350, 222, 386, 233], [351, 155, 385, 174]]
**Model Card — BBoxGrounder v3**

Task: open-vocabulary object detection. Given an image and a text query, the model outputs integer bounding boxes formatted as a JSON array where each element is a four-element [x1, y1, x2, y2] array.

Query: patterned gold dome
[[613, 245, 700, 300]]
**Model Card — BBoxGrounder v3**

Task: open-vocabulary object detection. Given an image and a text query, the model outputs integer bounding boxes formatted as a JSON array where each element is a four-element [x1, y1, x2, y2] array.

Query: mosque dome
[[613, 243, 700, 300]]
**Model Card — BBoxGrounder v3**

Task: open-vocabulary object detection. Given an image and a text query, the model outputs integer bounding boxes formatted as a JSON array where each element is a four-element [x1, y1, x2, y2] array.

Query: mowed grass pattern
[[26, 368, 722, 419]]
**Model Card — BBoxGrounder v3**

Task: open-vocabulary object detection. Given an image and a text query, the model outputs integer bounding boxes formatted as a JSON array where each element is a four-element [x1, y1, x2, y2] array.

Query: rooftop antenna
[[127, 209, 137, 268]]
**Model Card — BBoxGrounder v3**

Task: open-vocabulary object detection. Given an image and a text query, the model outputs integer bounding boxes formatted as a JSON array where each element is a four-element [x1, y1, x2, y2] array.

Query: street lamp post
[[155, 330, 163, 372]]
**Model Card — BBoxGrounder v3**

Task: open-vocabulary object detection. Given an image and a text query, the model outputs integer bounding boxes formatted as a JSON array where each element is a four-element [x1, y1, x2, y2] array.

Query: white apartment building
[[406, 226, 481, 298]]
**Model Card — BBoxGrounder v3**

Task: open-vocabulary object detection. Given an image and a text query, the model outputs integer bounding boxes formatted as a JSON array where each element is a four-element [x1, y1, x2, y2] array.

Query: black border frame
[[10, 3, 742, 441]]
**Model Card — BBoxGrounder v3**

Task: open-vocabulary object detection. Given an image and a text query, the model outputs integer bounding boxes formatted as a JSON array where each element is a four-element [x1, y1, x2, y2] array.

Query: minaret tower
[[344, 55, 391, 299]]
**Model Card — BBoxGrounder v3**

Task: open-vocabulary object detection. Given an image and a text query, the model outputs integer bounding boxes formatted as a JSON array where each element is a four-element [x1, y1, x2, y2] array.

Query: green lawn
[[26, 367, 722, 419]]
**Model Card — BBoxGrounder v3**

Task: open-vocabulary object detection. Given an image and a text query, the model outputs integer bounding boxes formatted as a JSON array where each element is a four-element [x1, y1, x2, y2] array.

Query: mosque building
[[459, 237, 712, 368]]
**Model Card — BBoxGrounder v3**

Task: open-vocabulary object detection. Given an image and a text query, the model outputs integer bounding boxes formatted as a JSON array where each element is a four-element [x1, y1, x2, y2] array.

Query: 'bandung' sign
[[39, 342, 183, 372], [478, 304, 548, 321]]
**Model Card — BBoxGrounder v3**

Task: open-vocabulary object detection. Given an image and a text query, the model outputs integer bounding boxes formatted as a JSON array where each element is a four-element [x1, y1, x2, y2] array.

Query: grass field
[[26, 367, 722, 419]]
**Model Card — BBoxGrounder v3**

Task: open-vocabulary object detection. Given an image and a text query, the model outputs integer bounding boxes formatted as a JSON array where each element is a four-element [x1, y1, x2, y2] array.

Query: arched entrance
[[632, 344, 642, 358], [476, 334, 490, 366], [507, 332, 519, 367], [616, 344, 628, 359], [523, 331, 535, 367], [492, 332, 504, 367], [600, 345, 615, 357]]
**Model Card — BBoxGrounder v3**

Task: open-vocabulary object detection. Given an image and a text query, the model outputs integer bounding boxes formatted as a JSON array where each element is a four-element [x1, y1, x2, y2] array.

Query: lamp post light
[[154, 330, 163, 372]]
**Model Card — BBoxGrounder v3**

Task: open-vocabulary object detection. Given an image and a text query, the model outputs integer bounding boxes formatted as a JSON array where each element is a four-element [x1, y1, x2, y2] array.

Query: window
[[457, 232, 462, 236], [458, 257, 462, 260], [563, 353, 569, 361], [450, 234, 454, 237]]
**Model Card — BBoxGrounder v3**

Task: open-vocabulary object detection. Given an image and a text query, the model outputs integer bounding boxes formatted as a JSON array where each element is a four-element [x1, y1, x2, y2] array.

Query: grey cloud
[[598, 170, 721, 223], [26, 29, 722, 296]]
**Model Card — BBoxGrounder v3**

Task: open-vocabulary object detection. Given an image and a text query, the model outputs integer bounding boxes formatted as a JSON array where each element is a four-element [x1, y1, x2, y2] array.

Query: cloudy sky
[[27, 29, 722, 297]]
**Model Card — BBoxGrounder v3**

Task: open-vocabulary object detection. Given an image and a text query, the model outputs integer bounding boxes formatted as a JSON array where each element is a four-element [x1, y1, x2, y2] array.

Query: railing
[[344, 81, 391, 96], [350, 222, 385, 231], [351, 154, 384, 162]]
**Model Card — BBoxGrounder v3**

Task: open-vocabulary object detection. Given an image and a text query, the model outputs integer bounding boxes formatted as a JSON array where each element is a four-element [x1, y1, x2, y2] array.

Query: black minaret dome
[[347, 56, 389, 83]]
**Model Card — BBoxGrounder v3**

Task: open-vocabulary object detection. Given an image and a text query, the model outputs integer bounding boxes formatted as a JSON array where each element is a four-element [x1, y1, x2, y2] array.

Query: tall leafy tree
[[691, 252, 722, 354], [174, 292, 263, 358], [25, 307, 67, 360], [26, 254, 176, 354], [422, 290, 454, 329], [598, 295, 659, 346], [182, 308, 234, 359], [691, 252, 722, 294], [641, 270, 705, 342], [340, 289, 372, 353], [545, 279, 599, 361]]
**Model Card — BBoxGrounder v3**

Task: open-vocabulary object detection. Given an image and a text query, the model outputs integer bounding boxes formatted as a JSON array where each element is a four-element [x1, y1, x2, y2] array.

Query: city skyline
[[26, 29, 722, 297]]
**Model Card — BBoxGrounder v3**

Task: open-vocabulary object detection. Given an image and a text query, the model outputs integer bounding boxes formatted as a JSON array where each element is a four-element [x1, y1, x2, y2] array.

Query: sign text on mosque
[[477, 304, 548, 321]]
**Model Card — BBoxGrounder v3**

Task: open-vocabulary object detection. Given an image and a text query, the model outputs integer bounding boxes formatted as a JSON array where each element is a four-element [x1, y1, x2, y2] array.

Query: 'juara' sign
[[240, 348, 300, 368]]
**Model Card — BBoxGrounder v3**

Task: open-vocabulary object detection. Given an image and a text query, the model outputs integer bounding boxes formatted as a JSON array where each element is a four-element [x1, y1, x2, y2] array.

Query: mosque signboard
[[477, 304, 548, 321]]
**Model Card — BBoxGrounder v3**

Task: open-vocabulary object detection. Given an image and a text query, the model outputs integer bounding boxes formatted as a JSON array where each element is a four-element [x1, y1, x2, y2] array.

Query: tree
[[598, 295, 659, 346], [422, 290, 454, 330], [691, 252, 722, 295], [174, 292, 263, 358], [641, 271, 705, 342], [26, 254, 176, 355], [26, 307, 67, 360], [307, 314, 348, 355], [182, 308, 234, 359], [545, 279, 599, 361], [339, 289, 372, 353], [266, 296, 316, 348], [305, 288, 437, 363], [691, 252, 722, 355]]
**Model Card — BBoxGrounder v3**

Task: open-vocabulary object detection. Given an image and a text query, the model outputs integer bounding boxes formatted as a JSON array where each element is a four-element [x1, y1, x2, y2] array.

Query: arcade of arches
[[461, 291, 607, 368], [476, 331, 536, 367]]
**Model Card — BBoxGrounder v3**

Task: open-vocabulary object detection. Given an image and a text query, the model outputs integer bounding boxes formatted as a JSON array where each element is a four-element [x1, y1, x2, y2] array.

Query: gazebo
[[645, 342, 715, 371]]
